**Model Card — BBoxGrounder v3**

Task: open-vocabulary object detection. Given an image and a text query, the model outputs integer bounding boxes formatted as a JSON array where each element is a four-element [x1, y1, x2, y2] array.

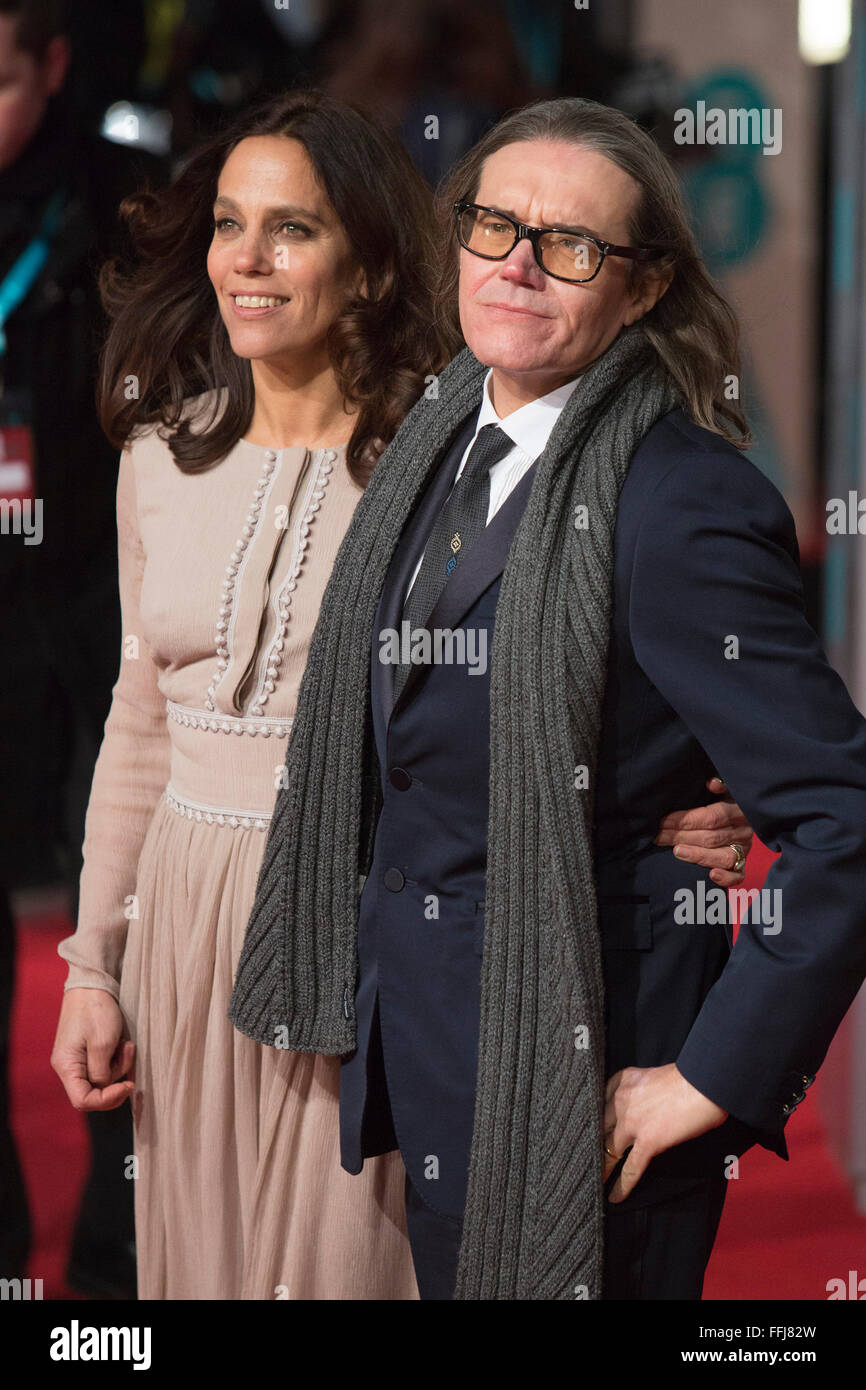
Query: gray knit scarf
[[229, 322, 680, 1299]]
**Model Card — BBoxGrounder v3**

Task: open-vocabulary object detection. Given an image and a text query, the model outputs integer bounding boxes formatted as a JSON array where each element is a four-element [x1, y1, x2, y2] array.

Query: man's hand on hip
[[603, 1063, 728, 1202]]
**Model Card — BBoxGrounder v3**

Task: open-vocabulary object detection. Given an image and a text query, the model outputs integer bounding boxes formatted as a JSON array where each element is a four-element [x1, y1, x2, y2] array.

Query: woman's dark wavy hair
[[98, 89, 462, 482]]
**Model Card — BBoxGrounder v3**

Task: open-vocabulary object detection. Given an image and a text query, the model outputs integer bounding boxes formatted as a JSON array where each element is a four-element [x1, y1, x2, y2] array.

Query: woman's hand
[[51, 987, 135, 1111], [654, 776, 753, 887]]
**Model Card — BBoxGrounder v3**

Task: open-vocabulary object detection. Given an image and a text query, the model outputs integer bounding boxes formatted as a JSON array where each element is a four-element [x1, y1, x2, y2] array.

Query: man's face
[[457, 139, 666, 396], [0, 19, 68, 172]]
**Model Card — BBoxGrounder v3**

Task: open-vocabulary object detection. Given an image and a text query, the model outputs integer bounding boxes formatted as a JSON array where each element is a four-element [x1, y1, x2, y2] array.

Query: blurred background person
[[161, 0, 338, 155], [322, 0, 532, 185], [0, 0, 165, 1296]]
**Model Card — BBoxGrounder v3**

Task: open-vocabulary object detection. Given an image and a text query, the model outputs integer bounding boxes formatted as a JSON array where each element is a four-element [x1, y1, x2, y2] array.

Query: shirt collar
[[475, 367, 582, 458]]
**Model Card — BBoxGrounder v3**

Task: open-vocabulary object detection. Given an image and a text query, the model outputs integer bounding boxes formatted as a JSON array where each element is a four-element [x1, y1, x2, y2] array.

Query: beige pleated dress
[[58, 389, 419, 1300]]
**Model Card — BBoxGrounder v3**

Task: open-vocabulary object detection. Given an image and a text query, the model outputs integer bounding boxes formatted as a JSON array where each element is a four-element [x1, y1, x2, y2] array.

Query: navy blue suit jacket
[[340, 402, 866, 1214], [604, 408, 866, 1152]]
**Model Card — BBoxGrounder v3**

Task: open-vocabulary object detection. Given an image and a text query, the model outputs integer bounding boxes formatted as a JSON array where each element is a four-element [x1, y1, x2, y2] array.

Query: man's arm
[[604, 439, 866, 1198]]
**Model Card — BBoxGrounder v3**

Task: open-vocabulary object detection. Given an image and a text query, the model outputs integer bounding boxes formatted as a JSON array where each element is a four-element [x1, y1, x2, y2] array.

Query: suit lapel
[[371, 414, 477, 729], [389, 458, 537, 719]]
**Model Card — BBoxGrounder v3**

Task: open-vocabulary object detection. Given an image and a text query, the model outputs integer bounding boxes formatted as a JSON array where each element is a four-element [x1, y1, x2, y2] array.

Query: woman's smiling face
[[207, 134, 364, 369]]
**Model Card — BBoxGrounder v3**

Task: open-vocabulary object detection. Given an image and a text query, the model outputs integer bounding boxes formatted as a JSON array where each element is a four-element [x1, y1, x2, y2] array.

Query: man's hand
[[603, 1063, 728, 1202], [654, 776, 753, 887]]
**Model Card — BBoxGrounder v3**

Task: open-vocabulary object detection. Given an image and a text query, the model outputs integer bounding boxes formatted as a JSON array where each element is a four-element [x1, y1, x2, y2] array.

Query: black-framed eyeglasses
[[453, 201, 665, 284]]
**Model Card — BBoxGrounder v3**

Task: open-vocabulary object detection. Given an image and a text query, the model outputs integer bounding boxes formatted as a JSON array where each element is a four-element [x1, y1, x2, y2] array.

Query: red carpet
[[10, 843, 866, 1300], [11, 901, 89, 1299], [703, 839, 866, 1299]]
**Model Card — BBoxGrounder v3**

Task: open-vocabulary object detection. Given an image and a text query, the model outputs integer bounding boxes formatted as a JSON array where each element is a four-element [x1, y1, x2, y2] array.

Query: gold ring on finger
[[729, 843, 747, 874]]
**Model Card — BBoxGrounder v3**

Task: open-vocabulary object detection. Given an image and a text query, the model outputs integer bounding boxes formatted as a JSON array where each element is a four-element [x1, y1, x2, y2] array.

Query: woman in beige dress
[[50, 90, 458, 1299]]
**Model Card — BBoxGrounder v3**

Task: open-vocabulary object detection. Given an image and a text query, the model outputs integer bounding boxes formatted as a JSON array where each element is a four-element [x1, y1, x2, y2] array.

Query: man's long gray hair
[[434, 96, 750, 449]]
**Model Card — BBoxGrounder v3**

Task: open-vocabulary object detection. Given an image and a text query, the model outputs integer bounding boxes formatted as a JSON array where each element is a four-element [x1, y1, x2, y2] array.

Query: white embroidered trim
[[164, 783, 272, 829], [204, 449, 281, 713], [248, 449, 336, 716], [166, 700, 293, 737]]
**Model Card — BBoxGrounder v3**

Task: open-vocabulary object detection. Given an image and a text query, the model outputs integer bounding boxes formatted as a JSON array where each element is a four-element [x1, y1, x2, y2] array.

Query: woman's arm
[[653, 776, 753, 886], [56, 444, 172, 998]]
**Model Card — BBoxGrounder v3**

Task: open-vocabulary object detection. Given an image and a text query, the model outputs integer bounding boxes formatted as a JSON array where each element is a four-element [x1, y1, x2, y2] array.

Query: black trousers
[[404, 1168, 728, 1300]]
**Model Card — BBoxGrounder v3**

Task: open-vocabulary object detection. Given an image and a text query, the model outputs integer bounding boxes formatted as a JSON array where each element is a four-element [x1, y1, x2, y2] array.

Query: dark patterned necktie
[[392, 423, 513, 698]]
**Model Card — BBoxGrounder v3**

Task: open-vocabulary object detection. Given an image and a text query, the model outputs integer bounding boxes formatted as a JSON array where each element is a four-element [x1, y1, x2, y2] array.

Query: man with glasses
[[335, 115, 762, 1297], [233, 96, 866, 1302]]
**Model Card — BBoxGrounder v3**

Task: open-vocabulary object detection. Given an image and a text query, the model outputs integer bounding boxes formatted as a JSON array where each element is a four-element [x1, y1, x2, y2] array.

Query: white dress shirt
[[404, 367, 582, 600]]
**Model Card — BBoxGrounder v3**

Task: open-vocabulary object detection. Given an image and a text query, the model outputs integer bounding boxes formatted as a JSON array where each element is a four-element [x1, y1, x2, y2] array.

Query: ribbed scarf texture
[[228, 322, 680, 1299]]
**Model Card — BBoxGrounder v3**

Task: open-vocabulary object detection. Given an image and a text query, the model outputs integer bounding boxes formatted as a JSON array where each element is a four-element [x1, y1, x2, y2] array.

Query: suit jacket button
[[389, 767, 412, 791], [383, 867, 405, 892]]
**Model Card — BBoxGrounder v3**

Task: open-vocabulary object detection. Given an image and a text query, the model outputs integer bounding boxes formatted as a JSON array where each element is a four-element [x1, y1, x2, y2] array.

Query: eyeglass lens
[[458, 206, 602, 281]]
